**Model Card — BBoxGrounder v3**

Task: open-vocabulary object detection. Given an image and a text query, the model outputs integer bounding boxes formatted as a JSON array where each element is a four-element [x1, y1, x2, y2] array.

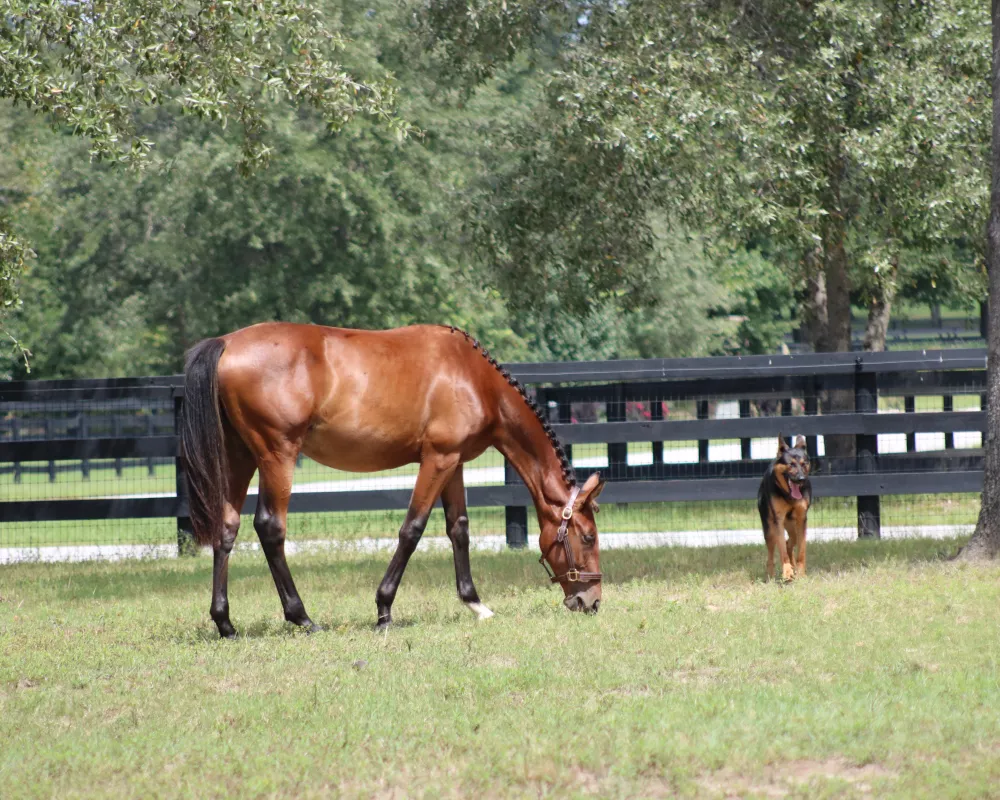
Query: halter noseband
[[539, 486, 603, 585]]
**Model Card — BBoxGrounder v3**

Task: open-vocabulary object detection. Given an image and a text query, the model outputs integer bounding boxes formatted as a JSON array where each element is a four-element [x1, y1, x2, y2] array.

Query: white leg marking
[[465, 601, 494, 620]]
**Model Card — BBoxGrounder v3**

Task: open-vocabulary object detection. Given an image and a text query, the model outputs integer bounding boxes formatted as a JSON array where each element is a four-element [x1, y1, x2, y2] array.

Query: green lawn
[[2, 538, 1000, 798], [0, 493, 980, 549]]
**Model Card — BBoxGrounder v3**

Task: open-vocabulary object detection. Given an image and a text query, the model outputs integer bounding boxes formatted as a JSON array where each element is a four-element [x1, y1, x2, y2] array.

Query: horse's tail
[[181, 337, 228, 547]]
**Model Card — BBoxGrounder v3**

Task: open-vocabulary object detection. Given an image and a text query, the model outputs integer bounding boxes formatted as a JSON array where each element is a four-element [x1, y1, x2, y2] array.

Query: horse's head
[[538, 472, 606, 613]]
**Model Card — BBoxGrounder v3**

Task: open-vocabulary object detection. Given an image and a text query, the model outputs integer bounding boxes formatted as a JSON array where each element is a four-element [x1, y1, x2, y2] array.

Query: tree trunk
[[822, 225, 853, 353], [958, 0, 1000, 561], [818, 213, 856, 459], [863, 294, 892, 353], [800, 248, 828, 349], [863, 261, 898, 353]]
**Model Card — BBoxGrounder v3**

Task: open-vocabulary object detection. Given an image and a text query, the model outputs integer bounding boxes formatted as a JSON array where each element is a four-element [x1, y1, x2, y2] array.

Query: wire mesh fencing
[[0, 349, 987, 563]]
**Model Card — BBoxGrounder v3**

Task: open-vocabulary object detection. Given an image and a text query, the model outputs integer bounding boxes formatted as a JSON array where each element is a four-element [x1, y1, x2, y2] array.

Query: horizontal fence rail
[[0, 348, 990, 555]]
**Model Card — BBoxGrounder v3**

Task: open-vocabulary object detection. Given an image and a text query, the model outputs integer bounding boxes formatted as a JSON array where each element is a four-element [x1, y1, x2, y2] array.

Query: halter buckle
[[561, 505, 573, 520], [565, 569, 581, 583]]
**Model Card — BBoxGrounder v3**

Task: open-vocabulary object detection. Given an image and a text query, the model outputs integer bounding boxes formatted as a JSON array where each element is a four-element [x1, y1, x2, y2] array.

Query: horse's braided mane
[[443, 325, 577, 488]]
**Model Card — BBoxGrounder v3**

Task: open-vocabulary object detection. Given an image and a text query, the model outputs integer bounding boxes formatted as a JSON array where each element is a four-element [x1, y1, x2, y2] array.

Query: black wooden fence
[[0, 348, 989, 552]]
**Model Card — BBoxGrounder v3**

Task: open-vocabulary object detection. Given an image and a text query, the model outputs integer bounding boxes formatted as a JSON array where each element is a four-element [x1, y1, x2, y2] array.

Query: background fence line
[[0, 348, 989, 557]]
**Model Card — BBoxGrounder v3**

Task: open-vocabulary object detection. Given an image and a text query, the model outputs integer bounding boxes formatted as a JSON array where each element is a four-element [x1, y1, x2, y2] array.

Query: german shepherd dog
[[757, 436, 812, 581]]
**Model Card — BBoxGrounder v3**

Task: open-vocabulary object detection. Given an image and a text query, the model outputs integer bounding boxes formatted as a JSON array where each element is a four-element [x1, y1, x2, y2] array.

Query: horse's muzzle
[[564, 584, 602, 614]]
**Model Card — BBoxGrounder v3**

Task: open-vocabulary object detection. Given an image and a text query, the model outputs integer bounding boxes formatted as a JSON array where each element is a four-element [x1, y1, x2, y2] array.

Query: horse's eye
[[581, 534, 596, 546]]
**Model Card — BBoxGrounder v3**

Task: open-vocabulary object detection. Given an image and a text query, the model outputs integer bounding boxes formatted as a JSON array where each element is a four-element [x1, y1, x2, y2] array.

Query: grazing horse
[[181, 322, 605, 638]]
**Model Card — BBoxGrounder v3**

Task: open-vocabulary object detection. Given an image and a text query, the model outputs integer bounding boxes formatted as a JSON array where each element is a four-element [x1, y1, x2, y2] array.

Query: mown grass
[[0, 493, 980, 549], [3, 537, 1000, 798]]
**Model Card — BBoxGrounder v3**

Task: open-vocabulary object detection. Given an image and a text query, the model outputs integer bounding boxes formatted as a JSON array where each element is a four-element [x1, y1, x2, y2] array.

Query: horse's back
[[216, 323, 497, 470]]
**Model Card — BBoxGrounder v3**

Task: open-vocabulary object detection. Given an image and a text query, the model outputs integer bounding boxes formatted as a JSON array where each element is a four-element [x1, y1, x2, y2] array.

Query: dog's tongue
[[789, 482, 802, 500]]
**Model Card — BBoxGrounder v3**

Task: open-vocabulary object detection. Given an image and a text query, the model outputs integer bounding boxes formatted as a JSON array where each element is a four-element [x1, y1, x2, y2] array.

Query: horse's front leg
[[375, 453, 460, 629], [441, 467, 492, 620]]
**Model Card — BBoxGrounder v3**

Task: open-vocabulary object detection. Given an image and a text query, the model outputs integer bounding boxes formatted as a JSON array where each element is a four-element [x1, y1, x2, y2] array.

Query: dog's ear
[[794, 435, 806, 450], [777, 435, 788, 455]]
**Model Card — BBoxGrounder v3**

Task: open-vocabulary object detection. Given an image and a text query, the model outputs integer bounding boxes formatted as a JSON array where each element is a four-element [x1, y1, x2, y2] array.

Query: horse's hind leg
[[255, 455, 320, 633], [375, 452, 461, 629], [211, 437, 256, 639], [441, 468, 492, 620]]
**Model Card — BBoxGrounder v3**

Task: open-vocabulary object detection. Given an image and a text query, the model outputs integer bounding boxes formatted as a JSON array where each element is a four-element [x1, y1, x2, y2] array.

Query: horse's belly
[[300, 427, 421, 473]]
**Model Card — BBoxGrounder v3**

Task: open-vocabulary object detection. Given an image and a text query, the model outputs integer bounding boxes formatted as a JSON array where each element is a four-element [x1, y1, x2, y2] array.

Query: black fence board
[[0, 436, 177, 462], [0, 349, 991, 543], [1, 496, 180, 523], [878, 371, 987, 395], [550, 410, 984, 444], [509, 349, 986, 384]]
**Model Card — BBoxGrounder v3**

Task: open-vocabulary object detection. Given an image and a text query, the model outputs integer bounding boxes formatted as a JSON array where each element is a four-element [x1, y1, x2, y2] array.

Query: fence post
[[44, 418, 56, 482], [146, 414, 156, 475], [904, 396, 916, 452], [79, 414, 90, 480], [696, 399, 710, 465], [855, 358, 880, 538], [504, 456, 528, 549], [174, 391, 197, 555], [804, 381, 819, 460], [113, 415, 123, 477], [12, 416, 21, 484], [555, 390, 574, 467], [739, 399, 751, 461], [942, 395, 954, 449], [607, 384, 628, 480], [652, 398, 664, 476]]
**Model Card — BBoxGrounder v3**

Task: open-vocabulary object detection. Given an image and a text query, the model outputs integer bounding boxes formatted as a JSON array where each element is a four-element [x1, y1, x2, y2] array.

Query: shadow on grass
[[5, 536, 969, 604], [175, 612, 420, 644]]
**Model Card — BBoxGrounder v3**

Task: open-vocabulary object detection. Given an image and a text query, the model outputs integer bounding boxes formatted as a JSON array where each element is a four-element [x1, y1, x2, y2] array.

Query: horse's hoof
[[375, 617, 391, 632], [465, 601, 495, 621], [303, 622, 325, 635], [219, 629, 238, 640]]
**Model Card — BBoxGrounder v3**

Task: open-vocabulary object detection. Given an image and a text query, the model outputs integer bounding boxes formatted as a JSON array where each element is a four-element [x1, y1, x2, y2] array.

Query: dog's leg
[[773, 509, 794, 582], [794, 506, 808, 576], [783, 515, 800, 577], [765, 508, 789, 581]]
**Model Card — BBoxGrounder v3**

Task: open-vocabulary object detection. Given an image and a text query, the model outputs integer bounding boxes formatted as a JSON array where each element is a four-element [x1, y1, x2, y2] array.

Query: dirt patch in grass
[[699, 758, 897, 798]]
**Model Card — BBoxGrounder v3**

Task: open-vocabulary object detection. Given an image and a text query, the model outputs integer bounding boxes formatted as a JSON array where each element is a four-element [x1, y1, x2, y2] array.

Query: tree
[[0, 0, 405, 350], [959, 0, 1000, 561], [436, 0, 989, 355], [1, 0, 559, 377]]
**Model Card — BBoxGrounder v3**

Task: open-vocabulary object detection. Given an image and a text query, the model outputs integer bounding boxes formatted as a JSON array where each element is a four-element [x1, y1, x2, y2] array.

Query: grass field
[[0, 493, 981, 550], [3, 537, 1000, 798]]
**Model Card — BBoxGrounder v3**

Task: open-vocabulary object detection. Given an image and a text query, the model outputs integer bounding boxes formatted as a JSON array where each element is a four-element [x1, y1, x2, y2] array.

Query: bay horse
[[181, 322, 605, 638]]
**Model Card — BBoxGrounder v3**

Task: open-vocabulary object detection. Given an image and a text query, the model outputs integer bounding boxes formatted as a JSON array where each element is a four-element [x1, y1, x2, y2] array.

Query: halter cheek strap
[[539, 486, 603, 585]]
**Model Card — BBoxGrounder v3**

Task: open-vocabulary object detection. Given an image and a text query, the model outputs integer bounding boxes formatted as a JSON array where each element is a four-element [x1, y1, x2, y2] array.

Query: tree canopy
[[0, 0, 405, 350], [443, 0, 990, 351], [0, 0, 992, 378]]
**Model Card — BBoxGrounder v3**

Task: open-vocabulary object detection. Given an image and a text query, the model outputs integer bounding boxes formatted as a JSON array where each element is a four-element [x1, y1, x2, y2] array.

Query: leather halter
[[539, 486, 603, 585]]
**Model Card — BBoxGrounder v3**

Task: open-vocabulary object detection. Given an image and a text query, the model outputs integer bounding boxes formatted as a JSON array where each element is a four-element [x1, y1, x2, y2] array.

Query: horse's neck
[[493, 401, 568, 522]]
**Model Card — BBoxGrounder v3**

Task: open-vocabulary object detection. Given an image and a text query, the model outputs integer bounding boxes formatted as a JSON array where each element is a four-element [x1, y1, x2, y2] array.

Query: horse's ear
[[794, 435, 807, 450], [575, 472, 606, 512], [777, 435, 788, 455]]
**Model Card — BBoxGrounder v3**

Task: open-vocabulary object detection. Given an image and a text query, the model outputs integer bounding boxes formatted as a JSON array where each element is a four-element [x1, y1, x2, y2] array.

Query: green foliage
[[0, 0, 404, 337], [3, 0, 991, 375], [445, 0, 990, 349], [718, 248, 796, 355], [0, 0, 403, 166]]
